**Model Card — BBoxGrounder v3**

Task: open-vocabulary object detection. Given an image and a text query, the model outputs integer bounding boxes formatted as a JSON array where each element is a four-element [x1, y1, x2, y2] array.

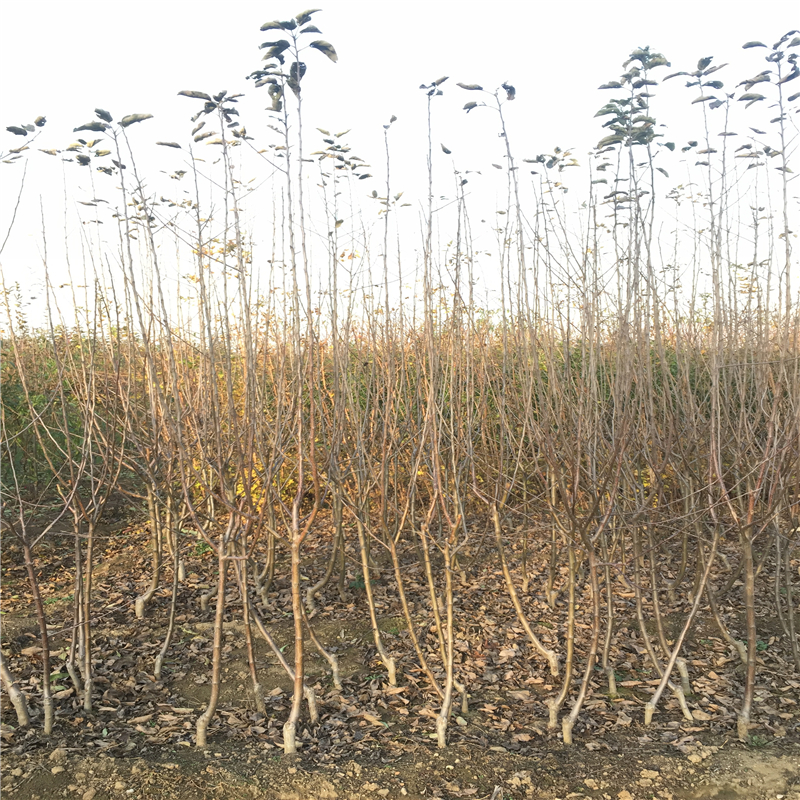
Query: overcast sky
[[1, 0, 798, 316], [3, 1, 798, 156]]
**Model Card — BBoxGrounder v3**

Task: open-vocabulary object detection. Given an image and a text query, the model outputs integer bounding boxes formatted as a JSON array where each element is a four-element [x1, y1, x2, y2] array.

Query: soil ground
[[2, 521, 799, 800], [1, 733, 798, 800]]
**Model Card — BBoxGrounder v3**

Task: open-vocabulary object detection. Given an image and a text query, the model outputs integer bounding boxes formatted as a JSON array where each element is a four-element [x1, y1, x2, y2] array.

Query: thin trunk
[[135, 485, 162, 619], [237, 556, 266, 715], [0, 650, 30, 728], [306, 514, 342, 614], [247, 596, 320, 722], [600, 528, 617, 697], [548, 540, 575, 729], [633, 526, 693, 721], [563, 541, 601, 744], [737, 528, 758, 742], [196, 545, 229, 747], [154, 520, 181, 680], [785, 534, 800, 671], [81, 520, 95, 712], [22, 540, 54, 733], [355, 516, 397, 686], [645, 526, 718, 725], [492, 505, 559, 676], [436, 531, 457, 748], [389, 536, 444, 699], [283, 534, 305, 754], [65, 534, 83, 694]]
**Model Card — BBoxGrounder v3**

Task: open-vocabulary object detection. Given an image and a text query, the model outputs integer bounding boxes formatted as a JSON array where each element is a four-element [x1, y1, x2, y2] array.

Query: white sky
[[1, 0, 798, 319]]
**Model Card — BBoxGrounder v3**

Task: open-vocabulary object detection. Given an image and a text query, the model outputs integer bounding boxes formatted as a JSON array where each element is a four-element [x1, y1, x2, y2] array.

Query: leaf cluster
[[595, 46, 670, 151], [247, 9, 337, 111], [176, 90, 246, 142]]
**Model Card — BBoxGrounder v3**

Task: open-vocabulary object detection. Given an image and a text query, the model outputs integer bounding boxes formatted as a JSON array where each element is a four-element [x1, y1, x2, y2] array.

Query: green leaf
[[156, 141, 181, 149], [74, 121, 108, 133], [664, 141, 675, 151], [656, 167, 669, 178], [740, 72, 771, 90], [463, 101, 478, 112], [457, 82, 483, 91], [598, 81, 623, 89], [95, 108, 113, 123], [309, 40, 338, 62], [441, 143, 452, 154], [260, 40, 291, 58], [300, 25, 322, 34], [692, 95, 715, 104], [597, 134, 624, 148], [178, 90, 212, 101], [34, 116, 47, 127], [433, 76, 449, 86], [704, 80, 724, 90], [119, 113, 153, 127], [295, 8, 321, 26], [260, 20, 284, 31], [697, 56, 713, 71], [594, 104, 619, 117], [6, 126, 28, 136], [738, 92, 765, 102], [742, 41, 767, 49]]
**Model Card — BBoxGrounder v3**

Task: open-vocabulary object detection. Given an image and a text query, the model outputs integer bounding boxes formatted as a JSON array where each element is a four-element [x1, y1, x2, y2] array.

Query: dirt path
[[2, 735, 798, 800], [2, 528, 799, 800]]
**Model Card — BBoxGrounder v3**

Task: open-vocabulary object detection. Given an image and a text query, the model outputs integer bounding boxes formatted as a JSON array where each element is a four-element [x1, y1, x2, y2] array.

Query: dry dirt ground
[[1, 735, 798, 800], [2, 524, 799, 800]]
